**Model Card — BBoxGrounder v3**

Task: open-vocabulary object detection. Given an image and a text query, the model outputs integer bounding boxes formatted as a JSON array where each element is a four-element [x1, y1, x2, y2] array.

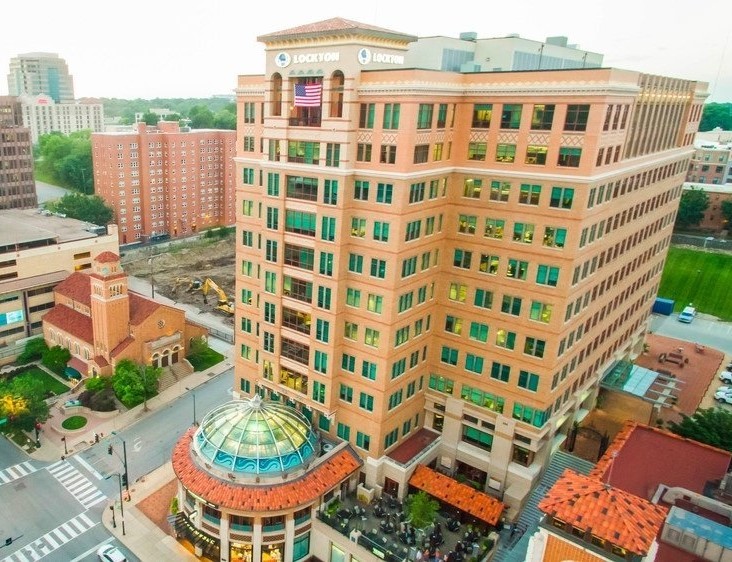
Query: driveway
[[650, 313, 732, 356]]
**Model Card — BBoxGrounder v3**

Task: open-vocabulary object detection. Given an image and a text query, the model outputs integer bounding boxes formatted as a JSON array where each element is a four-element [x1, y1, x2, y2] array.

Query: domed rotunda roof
[[194, 395, 318, 476]]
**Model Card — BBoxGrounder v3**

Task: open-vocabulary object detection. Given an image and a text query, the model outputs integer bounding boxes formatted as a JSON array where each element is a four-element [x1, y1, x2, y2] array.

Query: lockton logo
[[275, 52, 291, 68], [357, 48, 372, 65]]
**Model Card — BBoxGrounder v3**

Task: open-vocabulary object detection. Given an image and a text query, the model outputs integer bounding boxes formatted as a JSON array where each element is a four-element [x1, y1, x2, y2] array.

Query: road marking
[[0, 461, 37, 486], [73, 455, 104, 480], [47, 462, 106, 509], [0, 512, 98, 562], [133, 436, 142, 452], [68, 537, 114, 562]]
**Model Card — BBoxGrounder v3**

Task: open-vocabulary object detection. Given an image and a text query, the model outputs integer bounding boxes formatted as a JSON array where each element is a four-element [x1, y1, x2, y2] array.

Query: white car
[[97, 544, 127, 562], [720, 371, 732, 384], [715, 390, 732, 404]]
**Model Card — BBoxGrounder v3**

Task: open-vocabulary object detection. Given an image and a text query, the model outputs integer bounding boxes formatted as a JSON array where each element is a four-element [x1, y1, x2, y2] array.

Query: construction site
[[120, 234, 237, 321]]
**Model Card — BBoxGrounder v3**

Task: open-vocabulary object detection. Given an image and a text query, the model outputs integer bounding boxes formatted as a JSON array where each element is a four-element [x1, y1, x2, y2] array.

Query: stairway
[[492, 451, 595, 562]]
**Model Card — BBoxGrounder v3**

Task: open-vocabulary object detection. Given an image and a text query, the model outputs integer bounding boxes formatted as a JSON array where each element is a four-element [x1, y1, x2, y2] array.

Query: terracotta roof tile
[[408, 465, 505, 526], [54, 272, 92, 307], [128, 293, 161, 326], [43, 304, 93, 344], [172, 429, 362, 511], [94, 251, 120, 263], [257, 17, 415, 42], [538, 469, 668, 556]]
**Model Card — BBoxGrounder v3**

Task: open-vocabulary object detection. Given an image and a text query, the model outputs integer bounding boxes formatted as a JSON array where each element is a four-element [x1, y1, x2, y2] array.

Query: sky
[[1, 0, 731, 102]]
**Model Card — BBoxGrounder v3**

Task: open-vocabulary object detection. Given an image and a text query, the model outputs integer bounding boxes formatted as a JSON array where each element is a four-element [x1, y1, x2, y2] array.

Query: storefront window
[[230, 543, 253, 562], [331, 544, 346, 562], [293, 532, 310, 561]]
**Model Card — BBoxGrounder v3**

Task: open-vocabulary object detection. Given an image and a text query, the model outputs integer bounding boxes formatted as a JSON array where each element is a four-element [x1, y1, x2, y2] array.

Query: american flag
[[294, 83, 322, 107]]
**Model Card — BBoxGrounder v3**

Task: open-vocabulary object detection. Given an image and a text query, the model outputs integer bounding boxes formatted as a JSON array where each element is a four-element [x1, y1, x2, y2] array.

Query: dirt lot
[[120, 235, 236, 312]]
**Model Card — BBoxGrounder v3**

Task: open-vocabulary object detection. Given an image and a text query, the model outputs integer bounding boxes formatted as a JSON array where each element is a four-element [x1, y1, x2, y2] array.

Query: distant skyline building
[[0, 96, 37, 209], [7, 52, 75, 103], [19, 93, 105, 143], [233, 17, 706, 521], [91, 121, 236, 245]]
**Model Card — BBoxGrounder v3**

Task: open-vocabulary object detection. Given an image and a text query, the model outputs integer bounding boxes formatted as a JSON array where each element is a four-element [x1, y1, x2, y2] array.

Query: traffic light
[[5, 537, 12, 546], [107, 444, 113, 455], [121, 473, 128, 487]]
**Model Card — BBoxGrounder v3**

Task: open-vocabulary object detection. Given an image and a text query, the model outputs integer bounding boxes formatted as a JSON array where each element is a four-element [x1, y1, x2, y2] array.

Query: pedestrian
[[61, 455, 66, 462], [94, 432, 99, 443]]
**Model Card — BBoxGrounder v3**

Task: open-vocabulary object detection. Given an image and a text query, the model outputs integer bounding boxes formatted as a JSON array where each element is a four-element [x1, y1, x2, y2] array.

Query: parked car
[[678, 305, 696, 323], [714, 389, 732, 404], [720, 371, 732, 384], [97, 544, 127, 562]]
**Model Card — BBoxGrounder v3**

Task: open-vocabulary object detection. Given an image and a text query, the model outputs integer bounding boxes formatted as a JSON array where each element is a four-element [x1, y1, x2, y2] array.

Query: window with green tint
[[318, 415, 330, 431], [460, 384, 504, 413], [241, 288, 252, 305], [284, 244, 314, 270], [500, 104, 522, 129], [339, 384, 353, 402], [346, 288, 361, 307], [384, 428, 399, 448], [286, 175, 318, 200], [319, 251, 333, 276], [558, 147, 582, 168], [525, 145, 548, 165], [383, 103, 400, 129], [474, 288, 493, 309], [388, 389, 403, 409], [242, 230, 253, 246], [512, 402, 550, 427], [543, 226, 567, 248], [364, 328, 380, 347], [429, 374, 454, 394], [266, 173, 280, 196], [536, 265, 560, 287], [409, 182, 426, 203], [316, 319, 330, 342], [317, 286, 331, 309], [530, 301, 553, 323], [524, 338, 546, 359], [337, 423, 350, 440], [490, 362, 510, 382], [417, 104, 433, 129], [495, 143, 516, 163], [242, 168, 254, 184], [362, 360, 377, 380], [285, 210, 316, 236], [449, 283, 467, 302], [341, 353, 355, 372], [468, 142, 487, 161], [440, 346, 458, 366], [359, 103, 375, 128], [370, 259, 386, 279], [479, 254, 499, 274], [465, 354, 484, 374], [359, 392, 374, 411], [357, 143, 371, 161], [453, 249, 472, 269], [367, 294, 383, 313], [513, 222, 534, 243], [314, 350, 328, 374], [469, 322, 489, 342], [445, 315, 462, 335], [501, 295, 522, 316], [357, 431, 370, 450], [265, 240, 278, 262], [462, 425, 493, 451], [351, 217, 366, 238], [312, 381, 326, 403], [287, 141, 320, 165], [489, 181, 510, 201], [242, 200, 253, 216], [496, 329, 516, 349], [344, 322, 358, 340], [374, 221, 390, 242], [564, 104, 590, 131], [266, 207, 279, 229], [293, 531, 310, 561], [507, 259, 528, 280], [519, 184, 541, 205], [264, 302, 276, 323], [463, 178, 482, 198], [376, 183, 393, 203], [354, 180, 369, 200], [550, 187, 575, 208], [325, 143, 340, 167], [348, 253, 363, 274], [323, 179, 338, 205]]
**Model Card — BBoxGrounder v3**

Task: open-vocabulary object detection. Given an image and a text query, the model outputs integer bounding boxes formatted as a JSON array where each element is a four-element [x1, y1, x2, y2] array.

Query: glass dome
[[194, 395, 318, 475]]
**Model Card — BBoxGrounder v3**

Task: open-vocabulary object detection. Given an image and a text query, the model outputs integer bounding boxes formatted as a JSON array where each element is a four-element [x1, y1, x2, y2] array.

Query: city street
[[650, 312, 732, 356]]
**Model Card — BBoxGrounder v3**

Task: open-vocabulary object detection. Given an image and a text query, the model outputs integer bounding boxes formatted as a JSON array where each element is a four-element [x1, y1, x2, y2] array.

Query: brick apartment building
[[91, 121, 236, 245], [231, 17, 706, 517]]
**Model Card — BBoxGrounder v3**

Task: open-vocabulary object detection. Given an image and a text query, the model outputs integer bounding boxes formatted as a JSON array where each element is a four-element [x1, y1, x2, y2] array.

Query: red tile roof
[[93, 355, 109, 368], [591, 421, 731, 496], [408, 465, 505, 526], [257, 17, 415, 42], [43, 304, 93, 344], [172, 429, 362, 512], [538, 469, 668, 556], [95, 251, 120, 263], [110, 337, 134, 359], [128, 293, 161, 326], [54, 272, 92, 307]]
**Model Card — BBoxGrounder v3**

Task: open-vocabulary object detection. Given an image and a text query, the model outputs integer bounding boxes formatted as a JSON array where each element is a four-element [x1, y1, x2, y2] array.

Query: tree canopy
[[41, 346, 71, 376], [721, 200, 732, 228], [0, 372, 50, 430], [675, 188, 709, 230], [48, 192, 114, 226], [36, 131, 94, 193], [111, 359, 161, 408], [404, 491, 439, 530], [668, 407, 732, 452], [700, 103, 732, 132]]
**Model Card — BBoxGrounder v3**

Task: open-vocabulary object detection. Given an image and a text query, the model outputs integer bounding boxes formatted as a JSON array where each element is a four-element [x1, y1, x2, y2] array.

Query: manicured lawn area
[[19, 366, 70, 396], [187, 347, 225, 371], [658, 247, 732, 321], [61, 415, 87, 430]]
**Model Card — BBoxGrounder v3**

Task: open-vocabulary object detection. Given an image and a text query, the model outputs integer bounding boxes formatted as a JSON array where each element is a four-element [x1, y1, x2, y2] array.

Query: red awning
[[408, 465, 505, 526], [66, 356, 88, 376]]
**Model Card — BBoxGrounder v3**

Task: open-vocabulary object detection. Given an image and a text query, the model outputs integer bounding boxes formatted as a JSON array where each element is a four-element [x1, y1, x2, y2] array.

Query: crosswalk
[[0, 461, 37, 485], [47, 460, 106, 509], [0, 512, 97, 562]]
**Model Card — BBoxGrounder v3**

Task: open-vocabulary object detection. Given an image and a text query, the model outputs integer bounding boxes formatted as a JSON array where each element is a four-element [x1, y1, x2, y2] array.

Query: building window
[[463, 178, 482, 198], [356, 431, 370, 451], [380, 145, 397, 164], [357, 143, 372, 162], [530, 301, 553, 323], [354, 180, 369, 200], [376, 183, 393, 203], [536, 265, 559, 287], [507, 259, 528, 280], [383, 103, 400, 129], [558, 147, 582, 167], [500, 104, 522, 129], [531, 104, 555, 130], [564, 104, 590, 131], [543, 226, 567, 248], [489, 181, 510, 202], [471, 104, 492, 128], [449, 283, 468, 302], [495, 329, 516, 350], [417, 104, 433, 129], [518, 370, 540, 390], [524, 337, 546, 358], [465, 354, 484, 374], [441, 346, 458, 366], [359, 392, 374, 412], [348, 253, 363, 274], [370, 259, 386, 279], [495, 143, 516, 163], [484, 218, 504, 239], [525, 145, 548, 165], [468, 142, 487, 161], [359, 103, 375, 128], [374, 221, 390, 242], [490, 362, 510, 382], [474, 288, 493, 309], [550, 187, 575, 209], [518, 184, 541, 205], [453, 249, 472, 269], [501, 295, 522, 316], [513, 222, 534, 243]]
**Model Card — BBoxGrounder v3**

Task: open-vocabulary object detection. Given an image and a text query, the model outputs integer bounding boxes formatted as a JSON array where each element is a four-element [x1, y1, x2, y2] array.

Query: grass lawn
[[658, 247, 732, 321], [61, 415, 87, 430], [20, 366, 70, 396], [187, 347, 225, 371]]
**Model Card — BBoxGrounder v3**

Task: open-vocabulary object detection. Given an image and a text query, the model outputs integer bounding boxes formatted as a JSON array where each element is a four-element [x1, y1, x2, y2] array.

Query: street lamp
[[105, 473, 126, 535], [148, 253, 164, 299], [185, 387, 198, 426], [61, 436, 68, 455], [108, 432, 130, 499]]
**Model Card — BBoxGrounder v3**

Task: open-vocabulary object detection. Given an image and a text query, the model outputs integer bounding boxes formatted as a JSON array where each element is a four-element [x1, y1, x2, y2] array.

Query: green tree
[[85, 376, 110, 392], [699, 103, 732, 132], [721, 200, 732, 228], [668, 408, 732, 452], [36, 131, 93, 193], [404, 491, 439, 530], [41, 346, 71, 376], [675, 188, 709, 230], [141, 111, 159, 125], [213, 105, 236, 130], [188, 105, 215, 129], [54, 192, 114, 226], [17, 337, 49, 365], [111, 359, 161, 408], [0, 373, 50, 430]]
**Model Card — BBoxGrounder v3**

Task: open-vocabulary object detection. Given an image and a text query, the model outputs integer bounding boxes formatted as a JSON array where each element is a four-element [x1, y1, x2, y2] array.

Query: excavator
[[171, 277, 202, 295], [200, 278, 234, 316]]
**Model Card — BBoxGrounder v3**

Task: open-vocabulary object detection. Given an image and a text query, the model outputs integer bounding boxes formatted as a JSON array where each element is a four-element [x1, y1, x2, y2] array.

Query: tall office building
[[0, 96, 37, 209], [233, 18, 706, 513], [7, 52, 75, 103], [92, 121, 236, 244]]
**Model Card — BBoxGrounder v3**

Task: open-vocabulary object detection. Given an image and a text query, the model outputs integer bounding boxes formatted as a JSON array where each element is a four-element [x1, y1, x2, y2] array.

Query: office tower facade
[[0, 96, 37, 209], [233, 18, 706, 512], [7, 52, 75, 103], [92, 121, 237, 245], [19, 94, 105, 143]]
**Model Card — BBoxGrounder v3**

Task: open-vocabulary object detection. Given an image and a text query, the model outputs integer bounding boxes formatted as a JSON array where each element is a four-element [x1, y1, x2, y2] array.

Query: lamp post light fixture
[[185, 387, 198, 426], [105, 473, 126, 535], [61, 436, 68, 455]]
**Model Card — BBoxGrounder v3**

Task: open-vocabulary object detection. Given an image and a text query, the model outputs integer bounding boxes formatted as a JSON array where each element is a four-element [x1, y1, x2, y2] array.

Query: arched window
[[271, 73, 283, 117], [329, 71, 344, 118]]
